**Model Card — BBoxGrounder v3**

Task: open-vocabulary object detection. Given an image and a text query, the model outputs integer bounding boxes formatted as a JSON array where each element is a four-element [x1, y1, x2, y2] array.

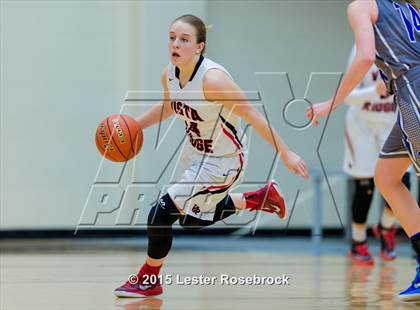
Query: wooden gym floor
[[1, 237, 419, 310]]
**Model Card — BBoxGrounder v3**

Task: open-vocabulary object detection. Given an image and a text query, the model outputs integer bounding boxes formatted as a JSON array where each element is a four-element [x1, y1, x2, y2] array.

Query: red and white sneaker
[[114, 274, 163, 298], [244, 180, 286, 220], [373, 224, 397, 261], [348, 240, 374, 266]]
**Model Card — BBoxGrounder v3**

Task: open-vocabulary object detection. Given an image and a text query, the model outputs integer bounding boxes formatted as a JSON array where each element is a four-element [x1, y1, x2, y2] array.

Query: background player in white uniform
[[344, 46, 411, 265], [115, 14, 308, 298]]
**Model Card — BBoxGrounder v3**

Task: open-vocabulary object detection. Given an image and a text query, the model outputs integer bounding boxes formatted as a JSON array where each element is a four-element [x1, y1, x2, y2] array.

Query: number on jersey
[[393, 2, 420, 43]]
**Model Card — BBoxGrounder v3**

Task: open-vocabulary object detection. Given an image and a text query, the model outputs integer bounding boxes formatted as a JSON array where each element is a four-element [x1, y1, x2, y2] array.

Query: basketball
[[95, 114, 143, 162]]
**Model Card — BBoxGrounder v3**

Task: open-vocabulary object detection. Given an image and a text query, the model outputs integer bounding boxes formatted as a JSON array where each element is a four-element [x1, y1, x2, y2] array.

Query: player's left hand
[[281, 150, 309, 179], [305, 100, 335, 126]]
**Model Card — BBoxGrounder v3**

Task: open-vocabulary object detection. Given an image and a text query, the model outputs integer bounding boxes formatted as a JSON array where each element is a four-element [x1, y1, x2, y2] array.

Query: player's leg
[[177, 195, 236, 230], [178, 182, 288, 229], [373, 172, 411, 261], [178, 156, 288, 229], [388, 81, 420, 301], [180, 181, 287, 229], [348, 178, 375, 265], [117, 151, 241, 289], [375, 94, 420, 301], [115, 194, 181, 297], [375, 157, 420, 284], [343, 112, 377, 265], [184, 153, 287, 221]]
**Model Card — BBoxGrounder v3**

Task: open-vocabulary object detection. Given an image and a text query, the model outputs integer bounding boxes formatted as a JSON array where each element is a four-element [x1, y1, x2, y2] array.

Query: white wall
[[1, 1, 135, 229], [2, 0, 397, 231]]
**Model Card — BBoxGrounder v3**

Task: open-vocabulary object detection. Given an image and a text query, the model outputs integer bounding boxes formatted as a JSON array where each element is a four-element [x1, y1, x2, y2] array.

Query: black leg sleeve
[[146, 194, 180, 259], [179, 195, 236, 229], [352, 178, 374, 224]]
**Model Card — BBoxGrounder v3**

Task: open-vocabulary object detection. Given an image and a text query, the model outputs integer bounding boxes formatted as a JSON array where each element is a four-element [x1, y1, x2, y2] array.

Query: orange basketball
[[95, 114, 143, 162]]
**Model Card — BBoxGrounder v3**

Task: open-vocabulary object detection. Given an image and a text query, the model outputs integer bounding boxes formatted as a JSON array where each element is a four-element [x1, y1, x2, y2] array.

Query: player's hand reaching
[[281, 150, 309, 179], [305, 100, 335, 126]]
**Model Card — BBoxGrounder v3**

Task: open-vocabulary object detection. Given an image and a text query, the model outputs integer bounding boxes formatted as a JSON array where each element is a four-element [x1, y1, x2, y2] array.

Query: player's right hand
[[305, 99, 335, 126]]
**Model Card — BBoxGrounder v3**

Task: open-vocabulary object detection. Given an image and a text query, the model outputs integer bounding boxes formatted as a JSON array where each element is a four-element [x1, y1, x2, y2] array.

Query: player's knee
[[374, 165, 398, 193], [147, 194, 179, 229]]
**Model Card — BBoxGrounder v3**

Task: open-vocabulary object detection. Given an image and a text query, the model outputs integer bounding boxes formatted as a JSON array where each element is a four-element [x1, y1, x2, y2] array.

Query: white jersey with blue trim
[[167, 56, 247, 157]]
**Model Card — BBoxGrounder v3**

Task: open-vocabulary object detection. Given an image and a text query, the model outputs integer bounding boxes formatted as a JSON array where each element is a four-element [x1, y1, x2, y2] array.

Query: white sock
[[380, 210, 395, 229], [352, 224, 367, 242]]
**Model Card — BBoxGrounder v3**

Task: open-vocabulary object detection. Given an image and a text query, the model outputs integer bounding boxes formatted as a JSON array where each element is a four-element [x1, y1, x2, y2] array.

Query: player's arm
[[345, 46, 378, 106], [135, 69, 174, 129], [306, 0, 377, 123], [203, 69, 308, 179], [333, 0, 377, 106]]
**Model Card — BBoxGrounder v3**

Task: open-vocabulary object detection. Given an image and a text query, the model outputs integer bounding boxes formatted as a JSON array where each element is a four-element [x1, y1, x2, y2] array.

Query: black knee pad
[[214, 195, 236, 221], [147, 194, 180, 259], [179, 195, 236, 230], [352, 178, 375, 224], [179, 215, 209, 230]]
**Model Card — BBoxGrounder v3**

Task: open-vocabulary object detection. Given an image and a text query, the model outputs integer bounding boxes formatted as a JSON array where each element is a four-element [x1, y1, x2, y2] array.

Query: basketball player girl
[[115, 14, 308, 297], [307, 0, 419, 301], [344, 46, 411, 265]]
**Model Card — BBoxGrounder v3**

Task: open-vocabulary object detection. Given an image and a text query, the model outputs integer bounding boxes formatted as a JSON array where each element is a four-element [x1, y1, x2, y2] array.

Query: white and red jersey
[[167, 55, 247, 157], [345, 46, 396, 128]]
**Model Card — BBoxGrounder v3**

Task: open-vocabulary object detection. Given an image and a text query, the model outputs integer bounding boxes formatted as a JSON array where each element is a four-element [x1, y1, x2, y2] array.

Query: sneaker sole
[[114, 290, 162, 298], [348, 251, 374, 266], [269, 180, 287, 220], [398, 292, 420, 302], [380, 250, 396, 261]]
